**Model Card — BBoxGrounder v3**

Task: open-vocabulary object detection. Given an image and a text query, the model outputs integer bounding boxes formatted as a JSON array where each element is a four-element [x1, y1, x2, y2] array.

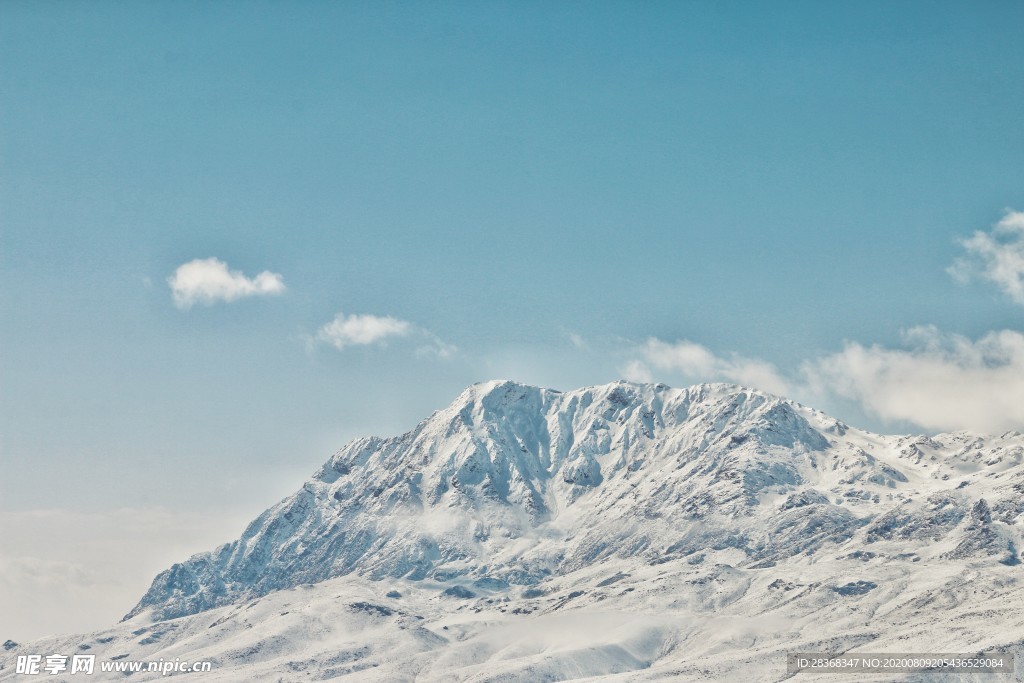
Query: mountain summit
[[127, 381, 1022, 622]]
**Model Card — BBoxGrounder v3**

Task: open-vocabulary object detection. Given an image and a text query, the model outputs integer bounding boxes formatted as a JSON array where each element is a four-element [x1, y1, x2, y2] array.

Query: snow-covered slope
[[4, 381, 1024, 681]]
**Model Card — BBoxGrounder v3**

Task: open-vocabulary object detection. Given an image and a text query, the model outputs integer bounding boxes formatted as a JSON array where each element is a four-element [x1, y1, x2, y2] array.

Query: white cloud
[[314, 311, 456, 358], [168, 257, 285, 309], [316, 312, 412, 350], [803, 326, 1024, 434], [949, 209, 1024, 305], [627, 338, 791, 396]]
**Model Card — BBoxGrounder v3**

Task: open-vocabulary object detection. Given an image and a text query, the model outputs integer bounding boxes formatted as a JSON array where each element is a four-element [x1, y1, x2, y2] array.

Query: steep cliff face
[[126, 381, 1024, 623]]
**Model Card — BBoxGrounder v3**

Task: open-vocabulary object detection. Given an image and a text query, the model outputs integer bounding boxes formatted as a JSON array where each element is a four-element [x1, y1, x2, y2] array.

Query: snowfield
[[3, 381, 1023, 681]]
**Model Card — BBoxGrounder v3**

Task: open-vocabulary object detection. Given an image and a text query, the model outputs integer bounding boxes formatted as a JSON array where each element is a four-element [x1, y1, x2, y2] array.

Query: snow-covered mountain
[[4, 381, 1024, 681]]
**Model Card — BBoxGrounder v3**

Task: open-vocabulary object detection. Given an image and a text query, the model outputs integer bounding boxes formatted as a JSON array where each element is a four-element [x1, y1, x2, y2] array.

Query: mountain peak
[[125, 380, 1024, 625]]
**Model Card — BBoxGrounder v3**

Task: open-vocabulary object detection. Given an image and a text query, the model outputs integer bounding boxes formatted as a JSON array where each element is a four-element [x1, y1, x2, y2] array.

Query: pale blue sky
[[3, 1, 1024, 517]]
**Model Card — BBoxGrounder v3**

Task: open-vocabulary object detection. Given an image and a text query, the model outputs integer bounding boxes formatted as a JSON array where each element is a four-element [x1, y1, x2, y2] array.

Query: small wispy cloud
[[168, 257, 285, 310], [315, 311, 456, 358], [619, 359, 653, 383], [415, 334, 458, 359], [949, 209, 1024, 305], [567, 332, 588, 350]]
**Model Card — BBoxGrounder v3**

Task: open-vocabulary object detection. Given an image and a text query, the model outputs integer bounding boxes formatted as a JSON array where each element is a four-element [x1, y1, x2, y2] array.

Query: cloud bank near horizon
[[0, 508, 251, 642], [620, 326, 1024, 434]]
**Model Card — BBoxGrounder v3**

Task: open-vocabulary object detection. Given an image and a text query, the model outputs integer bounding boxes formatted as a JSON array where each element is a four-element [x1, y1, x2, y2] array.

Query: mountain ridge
[[125, 380, 1023, 623]]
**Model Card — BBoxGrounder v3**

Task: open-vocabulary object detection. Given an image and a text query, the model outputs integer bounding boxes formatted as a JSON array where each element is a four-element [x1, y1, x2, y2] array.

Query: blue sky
[[2, 1, 1024, 638]]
